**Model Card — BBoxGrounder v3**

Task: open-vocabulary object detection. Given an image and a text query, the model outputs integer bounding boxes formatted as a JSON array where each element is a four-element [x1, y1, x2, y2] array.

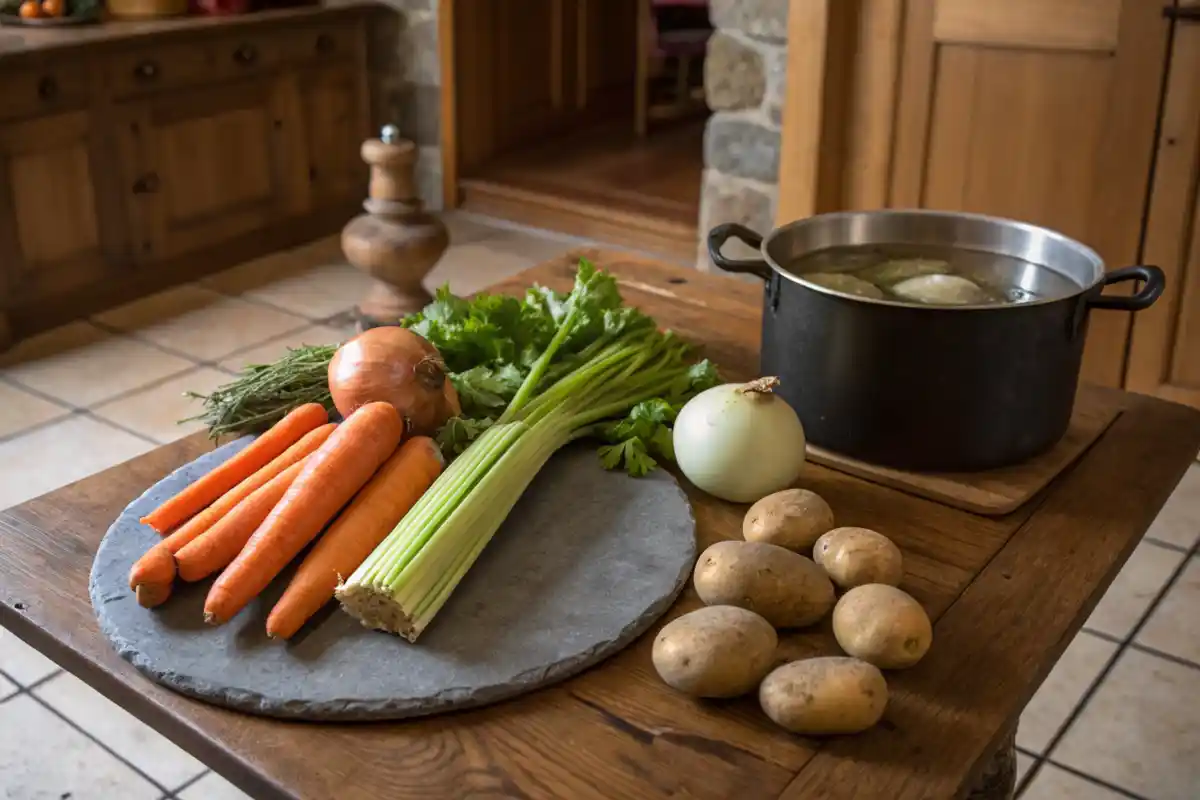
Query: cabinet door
[[886, 0, 1168, 387], [117, 79, 291, 262], [1127, 10, 1200, 409], [297, 63, 368, 209], [0, 111, 123, 309]]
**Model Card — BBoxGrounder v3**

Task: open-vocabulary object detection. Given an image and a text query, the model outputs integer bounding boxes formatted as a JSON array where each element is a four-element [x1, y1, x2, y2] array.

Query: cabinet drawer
[[0, 65, 89, 121], [212, 33, 284, 81], [277, 22, 362, 64], [107, 44, 215, 99]]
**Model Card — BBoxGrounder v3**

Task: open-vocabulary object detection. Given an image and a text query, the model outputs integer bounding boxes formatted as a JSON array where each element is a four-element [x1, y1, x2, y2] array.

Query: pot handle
[[707, 223, 772, 281], [1087, 265, 1166, 311]]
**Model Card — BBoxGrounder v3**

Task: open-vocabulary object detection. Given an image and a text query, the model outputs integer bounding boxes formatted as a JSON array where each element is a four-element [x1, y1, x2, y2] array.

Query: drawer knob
[[37, 76, 58, 101], [132, 172, 160, 194], [133, 60, 160, 82], [315, 33, 336, 55], [233, 44, 259, 66]]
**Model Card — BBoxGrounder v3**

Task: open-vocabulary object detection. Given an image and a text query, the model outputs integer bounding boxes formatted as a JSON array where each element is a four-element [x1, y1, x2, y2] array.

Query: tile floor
[[1, 211, 1198, 799]]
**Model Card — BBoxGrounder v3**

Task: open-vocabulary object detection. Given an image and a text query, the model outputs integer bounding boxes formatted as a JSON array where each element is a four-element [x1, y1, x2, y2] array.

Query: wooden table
[[3, 249, 1199, 800]]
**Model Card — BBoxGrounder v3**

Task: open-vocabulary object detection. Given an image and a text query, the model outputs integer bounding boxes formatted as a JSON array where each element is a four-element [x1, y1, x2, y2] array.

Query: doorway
[[440, 0, 712, 262]]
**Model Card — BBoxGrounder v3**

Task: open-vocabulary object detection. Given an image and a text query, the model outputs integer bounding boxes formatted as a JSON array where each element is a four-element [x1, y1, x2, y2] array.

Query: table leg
[[964, 728, 1017, 800]]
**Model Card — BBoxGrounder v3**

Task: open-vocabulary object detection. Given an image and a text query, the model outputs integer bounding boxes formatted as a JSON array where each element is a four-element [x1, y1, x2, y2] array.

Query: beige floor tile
[[1017, 631, 1118, 754], [0, 321, 99, 368], [443, 210, 514, 244], [425, 241, 545, 296], [1016, 751, 1036, 786], [1053, 649, 1200, 800], [239, 263, 376, 320], [0, 381, 70, 440], [94, 285, 309, 362], [217, 324, 349, 374], [0, 671, 15, 701], [0, 416, 154, 511], [1146, 463, 1200, 549], [178, 771, 254, 800], [1084, 540, 1184, 639], [35, 672, 205, 791], [0, 694, 160, 800], [1022, 765, 1128, 799], [2, 322, 196, 408], [1137, 556, 1200, 665], [485, 227, 578, 263], [91, 367, 231, 444], [0, 627, 58, 686], [199, 248, 316, 295]]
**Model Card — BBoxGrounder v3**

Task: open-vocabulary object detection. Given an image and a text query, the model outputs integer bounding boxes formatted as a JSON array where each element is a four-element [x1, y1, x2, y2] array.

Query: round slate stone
[[90, 439, 695, 721]]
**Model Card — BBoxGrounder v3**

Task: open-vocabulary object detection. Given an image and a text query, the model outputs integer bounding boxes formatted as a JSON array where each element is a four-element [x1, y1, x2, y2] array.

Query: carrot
[[266, 436, 444, 639], [203, 402, 404, 625], [152, 422, 336, 539], [174, 458, 309, 583], [127, 423, 336, 606], [139, 403, 328, 534], [130, 543, 176, 608]]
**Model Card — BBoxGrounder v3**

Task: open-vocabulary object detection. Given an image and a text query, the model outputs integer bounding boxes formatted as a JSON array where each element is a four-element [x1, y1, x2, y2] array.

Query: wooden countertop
[[2, 248, 1199, 800], [0, 2, 375, 61]]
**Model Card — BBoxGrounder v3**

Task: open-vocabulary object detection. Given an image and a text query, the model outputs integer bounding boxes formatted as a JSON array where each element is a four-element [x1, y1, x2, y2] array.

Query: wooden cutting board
[[806, 392, 1122, 516]]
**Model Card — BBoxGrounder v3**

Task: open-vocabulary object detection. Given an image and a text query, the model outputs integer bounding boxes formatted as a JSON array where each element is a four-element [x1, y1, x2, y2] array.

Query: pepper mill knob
[[341, 125, 449, 329]]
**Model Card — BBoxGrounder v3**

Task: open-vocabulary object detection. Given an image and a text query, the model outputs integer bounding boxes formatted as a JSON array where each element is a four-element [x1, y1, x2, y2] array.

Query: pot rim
[[760, 209, 1107, 312]]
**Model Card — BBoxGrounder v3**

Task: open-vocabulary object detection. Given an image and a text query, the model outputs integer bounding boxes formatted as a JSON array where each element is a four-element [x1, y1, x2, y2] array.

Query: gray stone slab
[[90, 439, 695, 721]]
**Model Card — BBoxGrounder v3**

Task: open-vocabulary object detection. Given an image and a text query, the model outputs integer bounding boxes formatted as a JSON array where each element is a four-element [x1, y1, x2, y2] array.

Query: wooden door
[[297, 63, 369, 209], [1127, 5, 1200, 408], [778, 0, 1172, 388], [0, 111, 124, 318], [116, 78, 291, 263]]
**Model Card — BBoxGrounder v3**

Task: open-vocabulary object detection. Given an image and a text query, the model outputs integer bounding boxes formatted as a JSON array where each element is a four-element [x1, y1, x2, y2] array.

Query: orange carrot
[[130, 543, 176, 608], [203, 402, 404, 625], [152, 423, 336, 539], [139, 403, 328, 534], [127, 423, 336, 607], [174, 458, 309, 583], [266, 437, 444, 639]]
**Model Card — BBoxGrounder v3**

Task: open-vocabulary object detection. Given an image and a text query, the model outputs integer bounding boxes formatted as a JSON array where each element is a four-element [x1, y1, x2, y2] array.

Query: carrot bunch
[[127, 400, 443, 638]]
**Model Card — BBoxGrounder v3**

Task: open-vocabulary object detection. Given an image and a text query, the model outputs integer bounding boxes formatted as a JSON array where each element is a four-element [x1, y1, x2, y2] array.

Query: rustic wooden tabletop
[[2, 249, 1198, 800]]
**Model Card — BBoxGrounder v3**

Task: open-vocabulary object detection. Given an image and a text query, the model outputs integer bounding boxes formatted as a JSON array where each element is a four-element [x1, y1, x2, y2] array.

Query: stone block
[[705, 31, 766, 111], [704, 115, 781, 183]]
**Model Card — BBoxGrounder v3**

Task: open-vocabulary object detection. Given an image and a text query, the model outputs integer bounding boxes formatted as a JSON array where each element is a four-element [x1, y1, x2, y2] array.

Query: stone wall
[[698, 0, 788, 270], [361, 0, 445, 210]]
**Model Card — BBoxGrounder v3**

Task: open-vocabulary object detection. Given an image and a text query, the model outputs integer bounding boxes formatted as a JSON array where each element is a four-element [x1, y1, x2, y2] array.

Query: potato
[[813, 527, 904, 590], [832, 584, 932, 669], [693, 540, 835, 628], [652, 606, 778, 697], [758, 657, 888, 735], [743, 489, 835, 552]]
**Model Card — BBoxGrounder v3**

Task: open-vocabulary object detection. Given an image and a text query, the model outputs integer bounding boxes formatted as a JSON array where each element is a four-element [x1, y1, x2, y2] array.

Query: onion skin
[[673, 376, 806, 504], [328, 327, 457, 436]]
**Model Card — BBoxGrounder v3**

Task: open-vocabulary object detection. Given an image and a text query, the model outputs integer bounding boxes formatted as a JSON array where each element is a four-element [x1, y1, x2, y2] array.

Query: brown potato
[[651, 606, 778, 698], [693, 540, 835, 628], [758, 657, 888, 735], [743, 489, 835, 552], [813, 527, 904, 590], [832, 584, 932, 669]]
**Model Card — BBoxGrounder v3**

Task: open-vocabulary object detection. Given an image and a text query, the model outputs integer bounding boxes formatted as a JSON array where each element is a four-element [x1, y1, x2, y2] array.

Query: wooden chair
[[634, 0, 711, 137]]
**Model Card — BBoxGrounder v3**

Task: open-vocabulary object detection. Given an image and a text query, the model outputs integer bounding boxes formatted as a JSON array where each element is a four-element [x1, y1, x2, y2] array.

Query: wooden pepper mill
[[341, 125, 449, 330]]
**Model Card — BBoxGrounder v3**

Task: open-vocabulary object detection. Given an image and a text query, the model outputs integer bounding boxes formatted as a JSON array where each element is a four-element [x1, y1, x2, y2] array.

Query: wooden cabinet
[[1127, 8, 1200, 407], [0, 6, 373, 349], [781, 0, 1176, 391], [0, 110, 124, 323], [116, 80, 294, 263]]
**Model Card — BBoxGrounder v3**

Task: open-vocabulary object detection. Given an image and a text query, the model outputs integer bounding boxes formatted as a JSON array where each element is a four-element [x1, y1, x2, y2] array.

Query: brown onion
[[328, 327, 458, 436]]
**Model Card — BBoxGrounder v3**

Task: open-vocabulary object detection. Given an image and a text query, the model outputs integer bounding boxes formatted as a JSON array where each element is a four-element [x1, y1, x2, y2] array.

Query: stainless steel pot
[[708, 210, 1165, 471]]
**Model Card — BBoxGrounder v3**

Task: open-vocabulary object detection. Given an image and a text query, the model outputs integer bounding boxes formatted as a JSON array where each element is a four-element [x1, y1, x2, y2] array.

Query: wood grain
[[807, 391, 1122, 515], [2, 249, 1199, 800], [933, 0, 1123, 52]]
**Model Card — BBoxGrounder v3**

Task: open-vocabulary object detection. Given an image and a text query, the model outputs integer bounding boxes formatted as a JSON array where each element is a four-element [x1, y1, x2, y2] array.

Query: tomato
[[18, 0, 42, 17], [40, 0, 64, 16]]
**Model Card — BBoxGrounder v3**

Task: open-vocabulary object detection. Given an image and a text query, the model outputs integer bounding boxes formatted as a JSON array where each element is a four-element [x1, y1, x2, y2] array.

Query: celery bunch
[[336, 260, 716, 640]]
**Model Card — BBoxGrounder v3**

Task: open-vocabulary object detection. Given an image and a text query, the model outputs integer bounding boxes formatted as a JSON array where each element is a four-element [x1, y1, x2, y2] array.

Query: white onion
[[673, 377, 806, 503]]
